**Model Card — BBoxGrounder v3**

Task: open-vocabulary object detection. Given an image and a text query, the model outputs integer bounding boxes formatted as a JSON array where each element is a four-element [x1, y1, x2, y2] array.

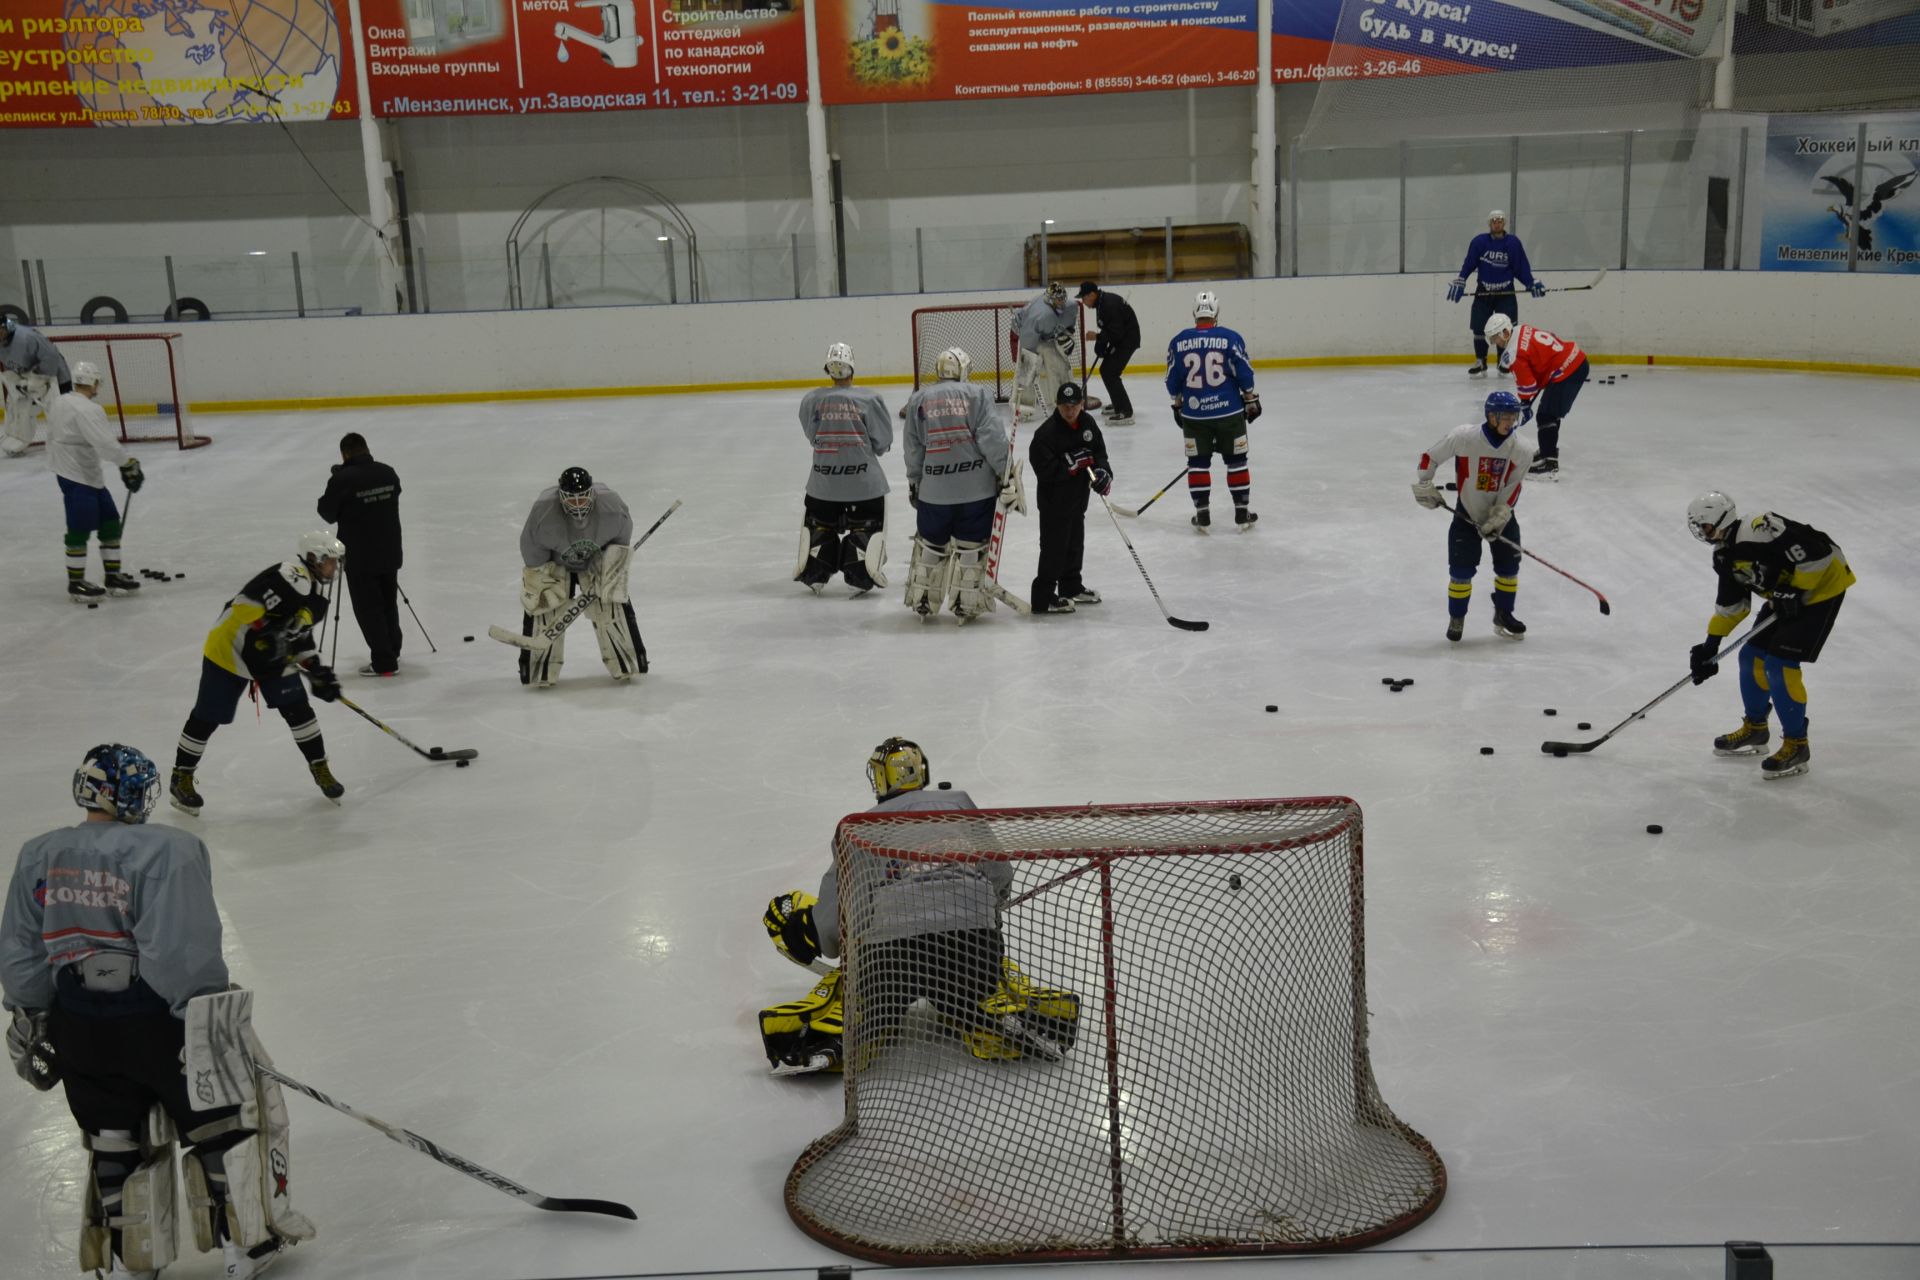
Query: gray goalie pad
[[903, 536, 951, 617]]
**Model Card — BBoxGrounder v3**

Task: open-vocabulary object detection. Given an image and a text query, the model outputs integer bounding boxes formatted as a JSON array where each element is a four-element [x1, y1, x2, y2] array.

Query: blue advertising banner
[[1760, 113, 1920, 273]]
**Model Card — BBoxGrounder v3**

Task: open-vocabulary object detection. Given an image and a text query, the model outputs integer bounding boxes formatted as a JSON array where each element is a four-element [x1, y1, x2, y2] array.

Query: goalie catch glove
[[7, 1009, 58, 1091], [1053, 328, 1076, 355], [764, 891, 823, 967], [119, 459, 145, 493], [1241, 391, 1262, 423], [559, 538, 602, 574]]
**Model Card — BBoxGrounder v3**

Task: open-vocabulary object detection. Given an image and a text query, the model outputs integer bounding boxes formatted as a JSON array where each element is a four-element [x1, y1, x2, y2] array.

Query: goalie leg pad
[[522, 608, 568, 686], [183, 1084, 316, 1250], [947, 539, 994, 620], [759, 968, 845, 1074], [963, 959, 1082, 1061], [588, 597, 645, 680], [842, 510, 887, 592], [904, 535, 951, 615], [83, 1118, 180, 1274], [796, 518, 838, 587]]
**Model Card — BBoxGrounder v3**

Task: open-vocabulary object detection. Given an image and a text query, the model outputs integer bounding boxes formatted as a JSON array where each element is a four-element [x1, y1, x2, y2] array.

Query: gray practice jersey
[[1012, 296, 1073, 354], [520, 483, 633, 567], [903, 380, 1007, 506], [814, 787, 1013, 960], [1, 821, 228, 1017], [1, 323, 71, 383], [798, 384, 893, 502]]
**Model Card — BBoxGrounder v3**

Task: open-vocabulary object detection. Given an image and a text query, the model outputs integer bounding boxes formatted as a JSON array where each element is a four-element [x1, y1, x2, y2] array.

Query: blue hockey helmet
[[1484, 390, 1523, 419], [73, 743, 161, 824]]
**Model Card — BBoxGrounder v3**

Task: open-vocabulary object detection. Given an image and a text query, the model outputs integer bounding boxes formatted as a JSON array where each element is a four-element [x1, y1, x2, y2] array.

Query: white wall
[[61, 272, 1913, 410]]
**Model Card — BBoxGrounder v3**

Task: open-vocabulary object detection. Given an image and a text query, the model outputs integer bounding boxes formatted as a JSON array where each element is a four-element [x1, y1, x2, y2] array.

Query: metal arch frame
[[504, 176, 702, 308]]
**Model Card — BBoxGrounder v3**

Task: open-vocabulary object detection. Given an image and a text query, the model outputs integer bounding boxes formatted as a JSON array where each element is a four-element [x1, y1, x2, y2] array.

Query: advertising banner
[[1273, 0, 1722, 85], [1760, 112, 1920, 273], [814, 0, 1258, 104], [0, 0, 356, 129], [358, 0, 806, 117]]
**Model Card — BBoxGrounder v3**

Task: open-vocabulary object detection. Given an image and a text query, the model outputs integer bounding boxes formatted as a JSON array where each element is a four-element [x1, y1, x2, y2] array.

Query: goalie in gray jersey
[[1012, 281, 1087, 416], [759, 738, 1074, 1075], [900, 348, 1017, 622], [518, 466, 647, 686], [796, 342, 893, 595], [1, 315, 73, 457]]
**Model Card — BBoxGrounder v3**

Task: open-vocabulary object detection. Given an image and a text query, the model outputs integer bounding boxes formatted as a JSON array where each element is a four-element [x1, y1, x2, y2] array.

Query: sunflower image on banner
[[848, 0, 934, 88]]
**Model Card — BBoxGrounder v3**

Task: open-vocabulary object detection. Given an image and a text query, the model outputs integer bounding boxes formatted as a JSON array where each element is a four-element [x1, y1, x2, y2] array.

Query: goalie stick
[[1473, 268, 1611, 299], [1095, 484, 1209, 632], [1541, 615, 1776, 755], [335, 694, 478, 762], [631, 497, 683, 549], [1437, 501, 1611, 615]]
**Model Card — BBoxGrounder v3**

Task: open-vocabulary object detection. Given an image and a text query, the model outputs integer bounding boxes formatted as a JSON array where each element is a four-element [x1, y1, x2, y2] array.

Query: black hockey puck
[[1577, 722, 1591, 730], [456, 759, 470, 769], [1390, 684, 1405, 692], [176, 573, 184, 578], [1380, 678, 1394, 686], [1646, 824, 1662, 834], [1551, 749, 1568, 757], [937, 781, 952, 790], [1400, 678, 1414, 687], [1265, 704, 1278, 712], [464, 635, 475, 642], [1479, 746, 1494, 755], [87, 602, 99, 609], [1544, 708, 1557, 716], [1228, 874, 1243, 891]]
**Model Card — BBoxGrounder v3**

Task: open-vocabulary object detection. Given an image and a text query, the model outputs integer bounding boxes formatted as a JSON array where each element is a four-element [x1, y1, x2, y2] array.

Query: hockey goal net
[[50, 332, 207, 449], [911, 301, 1090, 403], [786, 797, 1445, 1264]]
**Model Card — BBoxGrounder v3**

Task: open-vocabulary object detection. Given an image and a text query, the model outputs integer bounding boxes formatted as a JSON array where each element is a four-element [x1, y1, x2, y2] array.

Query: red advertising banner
[[815, 0, 1256, 104], [0, 0, 357, 129], [358, 0, 806, 116]]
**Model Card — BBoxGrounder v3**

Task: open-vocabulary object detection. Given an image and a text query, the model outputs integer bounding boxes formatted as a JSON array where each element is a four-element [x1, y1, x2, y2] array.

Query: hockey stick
[[488, 590, 600, 653], [982, 375, 1032, 615], [632, 498, 683, 549], [1095, 485, 1208, 632], [1438, 502, 1611, 615], [1541, 615, 1775, 756], [1123, 465, 1189, 519], [1473, 268, 1610, 299], [335, 694, 478, 762], [396, 581, 437, 653]]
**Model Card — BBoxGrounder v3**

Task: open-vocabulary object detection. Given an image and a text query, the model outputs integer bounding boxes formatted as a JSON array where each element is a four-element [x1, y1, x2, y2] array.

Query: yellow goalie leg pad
[[962, 959, 1082, 1060], [759, 967, 845, 1072]]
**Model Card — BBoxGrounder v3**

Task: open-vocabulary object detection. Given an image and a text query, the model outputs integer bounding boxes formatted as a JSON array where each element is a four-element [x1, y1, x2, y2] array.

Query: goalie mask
[[1044, 281, 1067, 309], [558, 466, 595, 526], [866, 737, 929, 800], [933, 347, 972, 383], [824, 343, 855, 380], [73, 743, 160, 824]]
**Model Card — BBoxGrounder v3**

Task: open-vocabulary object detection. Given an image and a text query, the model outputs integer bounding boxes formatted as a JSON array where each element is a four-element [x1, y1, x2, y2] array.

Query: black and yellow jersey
[[1709, 513, 1855, 637], [203, 560, 330, 680]]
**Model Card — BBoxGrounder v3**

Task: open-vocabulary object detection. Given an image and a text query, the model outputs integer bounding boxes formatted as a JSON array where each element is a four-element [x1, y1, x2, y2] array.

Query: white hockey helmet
[[824, 342, 855, 380], [71, 361, 103, 388], [1481, 312, 1515, 344], [1193, 291, 1220, 322], [1686, 491, 1738, 544], [933, 346, 972, 383], [867, 736, 929, 800], [298, 530, 345, 572], [1488, 208, 1507, 225]]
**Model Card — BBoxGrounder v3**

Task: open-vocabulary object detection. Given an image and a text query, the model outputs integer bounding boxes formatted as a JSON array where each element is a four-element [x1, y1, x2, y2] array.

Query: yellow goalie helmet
[[866, 736, 928, 800]]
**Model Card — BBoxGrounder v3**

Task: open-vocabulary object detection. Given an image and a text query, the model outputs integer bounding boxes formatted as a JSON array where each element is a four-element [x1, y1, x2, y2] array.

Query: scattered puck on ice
[[1390, 684, 1405, 692], [1551, 749, 1569, 758], [1228, 874, 1243, 891], [1265, 704, 1278, 712], [1444, 482, 1458, 491], [1619, 373, 1629, 379], [1400, 678, 1414, 686], [1544, 708, 1557, 716], [87, 602, 99, 609], [175, 573, 184, 578], [1646, 824, 1662, 835], [1380, 678, 1395, 686], [464, 635, 475, 642], [937, 781, 952, 790], [1577, 722, 1592, 730], [456, 760, 470, 769], [1479, 746, 1494, 755]]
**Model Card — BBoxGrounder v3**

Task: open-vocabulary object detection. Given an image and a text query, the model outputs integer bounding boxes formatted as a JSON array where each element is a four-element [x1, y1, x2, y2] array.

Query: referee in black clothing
[[1076, 282, 1140, 425], [316, 432, 405, 676]]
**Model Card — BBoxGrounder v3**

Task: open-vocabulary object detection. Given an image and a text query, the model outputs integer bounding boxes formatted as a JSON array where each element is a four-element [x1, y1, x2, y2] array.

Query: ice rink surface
[[0, 365, 1916, 1280]]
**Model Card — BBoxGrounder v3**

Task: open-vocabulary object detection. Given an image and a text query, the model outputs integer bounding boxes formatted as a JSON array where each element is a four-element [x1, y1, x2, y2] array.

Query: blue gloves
[[1529, 280, 1547, 299], [1446, 278, 1466, 304]]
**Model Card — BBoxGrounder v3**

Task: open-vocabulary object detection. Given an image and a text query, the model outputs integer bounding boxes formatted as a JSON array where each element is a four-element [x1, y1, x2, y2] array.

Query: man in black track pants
[[317, 431, 405, 676]]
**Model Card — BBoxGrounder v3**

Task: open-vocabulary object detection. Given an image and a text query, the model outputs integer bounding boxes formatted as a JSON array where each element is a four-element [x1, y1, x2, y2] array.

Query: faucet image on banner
[[556, 0, 641, 67]]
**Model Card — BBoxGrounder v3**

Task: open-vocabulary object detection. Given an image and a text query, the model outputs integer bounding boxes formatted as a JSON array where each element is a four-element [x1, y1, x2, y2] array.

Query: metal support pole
[[19, 262, 36, 324], [1509, 136, 1520, 223], [791, 232, 802, 299], [36, 259, 52, 323], [1397, 141, 1408, 274], [292, 252, 306, 318], [801, 0, 838, 296], [1039, 223, 1050, 285], [164, 255, 179, 319], [541, 241, 554, 309], [830, 155, 848, 297], [1847, 122, 1866, 272], [663, 239, 678, 304], [1712, 3, 1736, 110], [687, 231, 700, 303], [1252, 0, 1277, 277], [915, 226, 925, 293], [1165, 217, 1174, 281], [1288, 143, 1300, 277], [1732, 126, 1748, 271], [417, 247, 432, 313], [1619, 132, 1634, 271]]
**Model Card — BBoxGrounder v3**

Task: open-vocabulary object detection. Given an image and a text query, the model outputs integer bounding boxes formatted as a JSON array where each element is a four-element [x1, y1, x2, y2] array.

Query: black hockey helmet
[[558, 466, 594, 524]]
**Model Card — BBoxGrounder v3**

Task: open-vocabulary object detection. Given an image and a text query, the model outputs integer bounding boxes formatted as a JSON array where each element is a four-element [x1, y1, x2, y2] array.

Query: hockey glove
[[1768, 591, 1804, 622], [7, 1009, 58, 1091], [764, 891, 823, 967], [1411, 479, 1444, 510], [1479, 508, 1512, 540], [119, 459, 145, 494], [1446, 277, 1466, 303], [908, 482, 920, 510], [1520, 402, 1534, 426], [1090, 466, 1113, 497], [1241, 391, 1263, 423], [1689, 636, 1722, 686], [1053, 328, 1077, 355], [303, 661, 342, 703], [1529, 280, 1547, 299], [1064, 448, 1093, 475]]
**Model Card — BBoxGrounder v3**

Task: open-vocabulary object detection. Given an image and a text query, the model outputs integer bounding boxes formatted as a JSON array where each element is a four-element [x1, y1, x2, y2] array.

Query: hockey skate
[[997, 1014, 1067, 1063], [1191, 508, 1211, 534], [1234, 507, 1258, 531], [169, 768, 204, 817], [1104, 413, 1135, 425], [1069, 588, 1102, 605], [68, 579, 105, 602], [309, 761, 345, 805], [1492, 609, 1527, 640], [224, 1236, 293, 1280], [1760, 735, 1810, 780], [1467, 359, 1488, 376], [1446, 615, 1464, 643], [1039, 597, 1077, 614], [103, 572, 141, 596], [771, 1046, 842, 1077], [356, 664, 396, 678], [1528, 457, 1560, 479], [1713, 719, 1771, 756]]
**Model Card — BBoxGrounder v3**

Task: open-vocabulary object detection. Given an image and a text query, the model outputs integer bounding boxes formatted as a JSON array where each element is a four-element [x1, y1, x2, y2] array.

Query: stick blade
[[1598, 599, 1612, 616], [537, 1197, 638, 1220], [1169, 618, 1210, 632], [1540, 740, 1600, 755], [427, 748, 480, 762]]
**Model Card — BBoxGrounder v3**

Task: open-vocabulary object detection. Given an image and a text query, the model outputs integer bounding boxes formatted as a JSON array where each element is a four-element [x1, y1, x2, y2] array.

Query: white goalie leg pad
[[527, 606, 568, 685], [81, 1109, 180, 1274], [520, 562, 569, 614], [591, 543, 633, 604], [948, 539, 995, 619], [904, 535, 951, 614], [2, 371, 51, 454], [859, 521, 888, 589], [588, 596, 643, 680], [1035, 344, 1069, 413]]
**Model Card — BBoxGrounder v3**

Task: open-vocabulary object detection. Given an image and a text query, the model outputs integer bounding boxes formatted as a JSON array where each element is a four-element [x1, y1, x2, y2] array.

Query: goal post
[[50, 331, 207, 450], [786, 797, 1446, 1264], [911, 301, 1093, 404]]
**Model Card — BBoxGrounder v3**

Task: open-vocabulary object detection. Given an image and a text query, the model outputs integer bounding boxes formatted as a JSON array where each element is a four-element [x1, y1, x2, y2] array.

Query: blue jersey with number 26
[[1164, 324, 1256, 421]]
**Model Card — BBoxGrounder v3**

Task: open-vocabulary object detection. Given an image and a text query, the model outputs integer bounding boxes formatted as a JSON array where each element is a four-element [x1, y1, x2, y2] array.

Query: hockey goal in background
[[786, 797, 1445, 1264], [50, 332, 207, 449], [911, 301, 1091, 403]]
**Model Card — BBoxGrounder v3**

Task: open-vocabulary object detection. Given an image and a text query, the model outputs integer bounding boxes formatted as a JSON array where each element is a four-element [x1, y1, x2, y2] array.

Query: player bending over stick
[[518, 466, 648, 685]]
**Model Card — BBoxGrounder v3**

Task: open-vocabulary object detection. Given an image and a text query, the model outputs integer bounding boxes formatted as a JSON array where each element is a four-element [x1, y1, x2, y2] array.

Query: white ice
[[1, 366, 1916, 1280]]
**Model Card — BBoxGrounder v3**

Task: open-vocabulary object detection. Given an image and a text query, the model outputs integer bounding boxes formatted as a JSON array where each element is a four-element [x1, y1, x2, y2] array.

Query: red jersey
[[1500, 326, 1586, 401]]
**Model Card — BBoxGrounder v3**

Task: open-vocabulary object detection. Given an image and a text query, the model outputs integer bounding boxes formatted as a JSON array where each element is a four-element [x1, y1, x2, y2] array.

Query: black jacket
[[1029, 411, 1111, 513], [1090, 293, 1141, 355], [317, 455, 404, 572]]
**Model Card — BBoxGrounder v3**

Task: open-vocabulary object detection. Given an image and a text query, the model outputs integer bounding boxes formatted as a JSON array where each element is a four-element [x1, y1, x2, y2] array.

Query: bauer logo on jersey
[[924, 458, 986, 476], [1476, 457, 1514, 491]]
